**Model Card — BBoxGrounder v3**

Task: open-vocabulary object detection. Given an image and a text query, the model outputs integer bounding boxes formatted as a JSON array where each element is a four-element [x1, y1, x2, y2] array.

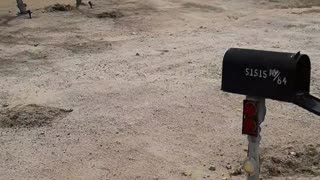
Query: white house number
[[245, 68, 287, 85]]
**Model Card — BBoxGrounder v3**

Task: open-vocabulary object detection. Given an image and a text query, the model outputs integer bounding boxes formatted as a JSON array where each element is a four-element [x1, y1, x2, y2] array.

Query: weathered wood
[[88, 1, 93, 8], [16, 0, 27, 14], [76, 0, 82, 7]]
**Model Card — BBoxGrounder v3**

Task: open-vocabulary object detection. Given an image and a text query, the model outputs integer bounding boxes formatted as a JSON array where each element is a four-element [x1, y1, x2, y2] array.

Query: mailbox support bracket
[[246, 96, 266, 180]]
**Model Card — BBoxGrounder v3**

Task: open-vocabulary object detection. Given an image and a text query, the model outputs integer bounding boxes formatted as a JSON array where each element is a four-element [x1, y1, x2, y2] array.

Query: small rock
[[62, 109, 73, 112], [289, 151, 297, 156], [226, 165, 232, 170], [34, 44, 39, 47], [136, 53, 140, 56], [295, 152, 303, 158], [181, 171, 192, 176], [222, 175, 232, 180], [209, 166, 216, 171], [131, 32, 137, 35], [2, 104, 9, 107], [230, 167, 242, 176], [271, 157, 282, 163]]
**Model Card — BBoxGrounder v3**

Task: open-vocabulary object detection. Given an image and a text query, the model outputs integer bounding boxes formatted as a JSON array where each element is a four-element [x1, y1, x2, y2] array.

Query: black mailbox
[[221, 48, 320, 115]]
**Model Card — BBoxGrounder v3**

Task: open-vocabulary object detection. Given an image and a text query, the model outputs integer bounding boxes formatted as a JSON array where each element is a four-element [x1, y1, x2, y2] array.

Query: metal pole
[[246, 96, 266, 180]]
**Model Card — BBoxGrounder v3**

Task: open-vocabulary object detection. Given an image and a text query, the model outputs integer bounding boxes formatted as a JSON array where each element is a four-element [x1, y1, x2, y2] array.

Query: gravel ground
[[1, 0, 320, 179]]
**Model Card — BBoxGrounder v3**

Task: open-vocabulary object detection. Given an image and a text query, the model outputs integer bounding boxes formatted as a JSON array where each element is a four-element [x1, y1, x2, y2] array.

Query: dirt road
[[1, 0, 320, 179]]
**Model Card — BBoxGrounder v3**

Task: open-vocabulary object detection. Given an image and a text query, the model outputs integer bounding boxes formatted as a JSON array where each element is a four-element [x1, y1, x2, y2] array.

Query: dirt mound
[[183, 2, 224, 12], [267, 0, 320, 8], [0, 104, 72, 128], [62, 40, 112, 54], [96, 10, 124, 19], [292, 9, 320, 14], [261, 144, 320, 178], [0, 15, 16, 26], [45, 3, 74, 12]]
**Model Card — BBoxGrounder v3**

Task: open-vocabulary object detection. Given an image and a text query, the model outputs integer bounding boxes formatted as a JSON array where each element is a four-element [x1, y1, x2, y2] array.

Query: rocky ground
[[1, 0, 320, 179]]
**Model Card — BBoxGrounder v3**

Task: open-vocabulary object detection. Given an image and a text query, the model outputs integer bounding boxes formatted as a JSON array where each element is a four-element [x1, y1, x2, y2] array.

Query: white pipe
[[245, 96, 266, 180]]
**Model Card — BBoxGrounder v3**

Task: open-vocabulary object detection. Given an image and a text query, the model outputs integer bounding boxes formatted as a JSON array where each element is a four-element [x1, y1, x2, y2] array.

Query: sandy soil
[[1, 0, 320, 179]]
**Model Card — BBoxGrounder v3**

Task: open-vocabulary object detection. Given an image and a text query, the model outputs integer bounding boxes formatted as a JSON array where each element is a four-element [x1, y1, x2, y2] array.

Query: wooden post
[[88, 1, 93, 8], [16, 0, 27, 14]]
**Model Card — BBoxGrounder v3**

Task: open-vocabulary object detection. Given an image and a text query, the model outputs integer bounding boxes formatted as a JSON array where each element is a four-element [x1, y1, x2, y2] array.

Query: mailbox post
[[221, 48, 320, 179], [243, 96, 266, 179]]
